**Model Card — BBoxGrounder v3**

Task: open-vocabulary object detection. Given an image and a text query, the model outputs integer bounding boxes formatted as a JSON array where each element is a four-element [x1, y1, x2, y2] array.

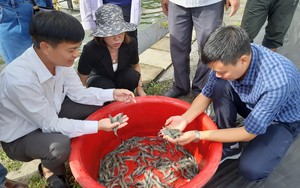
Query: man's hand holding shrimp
[[98, 115, 129, 131], [166, 130, 198, 146], [163, 115, 193, 145]]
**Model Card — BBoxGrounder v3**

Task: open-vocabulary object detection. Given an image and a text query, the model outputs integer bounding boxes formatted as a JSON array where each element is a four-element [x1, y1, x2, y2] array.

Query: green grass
[[158, 20, 168, 29], [28, 175, 46, 188], [0, 148, 22, 172], [144, 80, 172, 95], [0, 58, 4, 65]]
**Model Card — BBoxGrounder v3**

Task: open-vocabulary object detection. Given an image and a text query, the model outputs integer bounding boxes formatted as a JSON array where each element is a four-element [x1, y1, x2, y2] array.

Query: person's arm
[[2, 80, 100, 138], [78, 72, 88, 87], [165, 94, 212, 132], [182, 93, 212, 124], [200, 126, 256, 142], [77, 43, 93, 87], [165, 93, 256, 145], [3, 81, 132, 138], [131, 63, 146, 96], [225, 0, 240, 17], [161, 0, 169, 16], [170, 126, 256, 146], [80, 0, 103, 30]]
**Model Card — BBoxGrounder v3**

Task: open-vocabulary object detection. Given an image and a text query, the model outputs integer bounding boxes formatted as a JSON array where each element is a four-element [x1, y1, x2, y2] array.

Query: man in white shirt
[[0, 11, 135, 188], [162, 0, 240, 98]]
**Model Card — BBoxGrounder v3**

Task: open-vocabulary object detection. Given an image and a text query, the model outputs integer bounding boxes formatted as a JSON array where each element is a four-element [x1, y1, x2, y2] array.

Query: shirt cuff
[[84, 120, 98, 134], [99, 89, 114, 102]]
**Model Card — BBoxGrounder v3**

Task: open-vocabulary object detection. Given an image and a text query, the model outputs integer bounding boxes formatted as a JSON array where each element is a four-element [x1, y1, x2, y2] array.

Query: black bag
[[31, 0, 54, 14]]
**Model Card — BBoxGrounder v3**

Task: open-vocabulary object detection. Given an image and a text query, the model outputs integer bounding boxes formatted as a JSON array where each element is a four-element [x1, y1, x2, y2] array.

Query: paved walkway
[[139, 2, 246, 83]]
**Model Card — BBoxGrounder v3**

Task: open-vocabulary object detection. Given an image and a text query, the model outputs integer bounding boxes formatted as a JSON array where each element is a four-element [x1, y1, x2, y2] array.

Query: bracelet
[[193, 130, 200, 142]]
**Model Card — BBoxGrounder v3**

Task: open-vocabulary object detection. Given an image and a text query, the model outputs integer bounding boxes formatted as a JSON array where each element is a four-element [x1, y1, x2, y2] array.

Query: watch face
[[194, 130, 200, 142]]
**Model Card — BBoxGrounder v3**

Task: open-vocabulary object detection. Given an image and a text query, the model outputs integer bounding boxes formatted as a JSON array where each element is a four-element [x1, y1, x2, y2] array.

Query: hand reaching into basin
[[164, 130, 198, 146], [98, 115, 129, 132], [164, 115, 202, 145], [163, 115, 196, 145], [164, 115, 188, 132], [113, 89, 136, 103]]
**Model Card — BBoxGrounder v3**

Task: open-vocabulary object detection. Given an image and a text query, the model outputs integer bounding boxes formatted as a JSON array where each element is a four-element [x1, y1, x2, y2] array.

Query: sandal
[[38, 163, 69, 188]]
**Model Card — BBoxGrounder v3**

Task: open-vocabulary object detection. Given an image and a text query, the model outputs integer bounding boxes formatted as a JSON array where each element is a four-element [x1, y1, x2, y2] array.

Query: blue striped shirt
[[202, 44, 300, 135]]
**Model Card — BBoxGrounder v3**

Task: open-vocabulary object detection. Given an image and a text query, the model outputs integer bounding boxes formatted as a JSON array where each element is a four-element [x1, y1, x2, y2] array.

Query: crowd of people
[[0, 0, 299, 187]]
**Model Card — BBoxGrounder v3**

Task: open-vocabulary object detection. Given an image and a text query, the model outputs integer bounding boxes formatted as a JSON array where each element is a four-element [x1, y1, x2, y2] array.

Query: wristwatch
[[194, 130, 200, 142]]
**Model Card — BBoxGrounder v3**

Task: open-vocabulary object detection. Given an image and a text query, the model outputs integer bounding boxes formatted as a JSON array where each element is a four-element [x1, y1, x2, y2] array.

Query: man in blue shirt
[[163, 26, 300, 181]]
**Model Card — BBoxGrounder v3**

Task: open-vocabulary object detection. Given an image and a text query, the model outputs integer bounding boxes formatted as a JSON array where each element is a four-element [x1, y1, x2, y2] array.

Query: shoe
[[38, 163, 69, 188], [46, 175, 69, 188], [4, 179, 28, 188], [220, 145, 242, 164], [164, 89, 188, 98]]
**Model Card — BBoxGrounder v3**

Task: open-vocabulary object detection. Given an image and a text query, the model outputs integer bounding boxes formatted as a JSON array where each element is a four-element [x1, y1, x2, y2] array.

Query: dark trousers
[[87, 68, 140, 93], [1, 97, 101, 176], [241, 0, 299, 48], [168, 1, 224, 94], [211, 79, 300, 180]]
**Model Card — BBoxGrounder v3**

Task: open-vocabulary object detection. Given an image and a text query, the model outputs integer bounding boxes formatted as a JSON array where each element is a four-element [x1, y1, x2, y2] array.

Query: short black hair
[[201, 26, 251, 65], [29, 10, 85, 48]]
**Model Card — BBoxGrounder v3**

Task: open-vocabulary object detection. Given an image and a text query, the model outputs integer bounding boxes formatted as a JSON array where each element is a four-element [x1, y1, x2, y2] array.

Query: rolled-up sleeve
[[201, 71, 217, 98]]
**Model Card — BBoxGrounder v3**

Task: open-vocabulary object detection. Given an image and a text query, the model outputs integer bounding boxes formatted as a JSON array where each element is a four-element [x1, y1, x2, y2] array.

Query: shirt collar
[[29, 47, 55, 84], [232, 44, 258, 86]]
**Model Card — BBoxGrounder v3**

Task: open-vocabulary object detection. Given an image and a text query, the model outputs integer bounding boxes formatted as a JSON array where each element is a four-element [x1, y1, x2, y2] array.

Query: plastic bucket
[[69, 96, 222, 187]]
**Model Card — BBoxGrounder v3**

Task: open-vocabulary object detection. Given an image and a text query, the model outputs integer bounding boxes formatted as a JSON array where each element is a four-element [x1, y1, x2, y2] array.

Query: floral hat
[[92, 3, 137, 37]]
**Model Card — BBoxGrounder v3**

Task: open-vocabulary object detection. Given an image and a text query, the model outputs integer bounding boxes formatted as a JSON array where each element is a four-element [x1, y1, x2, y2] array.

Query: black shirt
[[78, 38, 139, 80]]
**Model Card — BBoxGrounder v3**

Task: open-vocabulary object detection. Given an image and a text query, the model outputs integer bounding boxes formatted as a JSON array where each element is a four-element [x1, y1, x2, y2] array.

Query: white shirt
[[170, 0, 222, 8], [0, 47, 114, 142], [80, 0, 141, 30], [112, 63, 118, 72]]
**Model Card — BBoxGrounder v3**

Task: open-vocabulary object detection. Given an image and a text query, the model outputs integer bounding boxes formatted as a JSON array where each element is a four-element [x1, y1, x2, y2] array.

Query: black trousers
[[87, 68, 140, 93], [1, 97, 101, 175]]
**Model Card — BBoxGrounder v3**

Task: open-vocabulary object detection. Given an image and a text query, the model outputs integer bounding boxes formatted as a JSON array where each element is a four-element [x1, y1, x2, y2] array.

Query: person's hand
[[226, 0, 240, 17], [113, 89, 136, 103], [161, 0, 169, 16], [164, 130, 197, 146], [164, 115, 188, 131], [98, 115, 129, 131]]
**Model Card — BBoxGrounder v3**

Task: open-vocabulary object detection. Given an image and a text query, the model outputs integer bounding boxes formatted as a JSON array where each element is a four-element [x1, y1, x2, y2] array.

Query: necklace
[[109, 48, 118, 64], [112, 59, 117, 64]]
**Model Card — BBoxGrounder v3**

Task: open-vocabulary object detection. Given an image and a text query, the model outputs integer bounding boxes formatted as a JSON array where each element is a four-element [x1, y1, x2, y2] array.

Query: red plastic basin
[[69, 96, 222, 188]]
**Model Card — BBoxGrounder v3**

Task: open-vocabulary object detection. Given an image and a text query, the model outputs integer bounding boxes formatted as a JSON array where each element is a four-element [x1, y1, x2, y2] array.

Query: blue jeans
[[0, 163, 8, 186], [0, 0, 46, 64]]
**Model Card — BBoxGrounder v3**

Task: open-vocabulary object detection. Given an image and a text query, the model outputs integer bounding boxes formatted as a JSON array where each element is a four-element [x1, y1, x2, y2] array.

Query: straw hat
[[92, 3, 137, 37]]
